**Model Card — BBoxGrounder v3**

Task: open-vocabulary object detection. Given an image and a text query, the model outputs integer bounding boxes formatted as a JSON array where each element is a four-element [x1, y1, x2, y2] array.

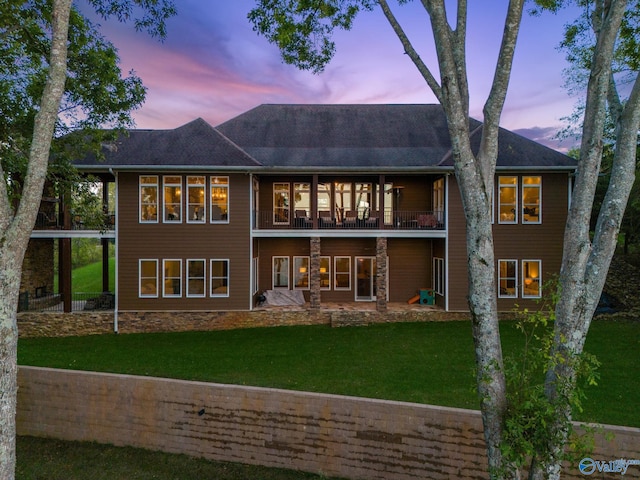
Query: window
[[334, 256, 351, 290], [252, 257, 259, 295], [139, 176, 158, 222], [334, 183, 352, 222], [383, 183, 393, 225], [187, 259, 205, 297], [355, 183, 372, 218], [273, 183, 290, 224], [433, 257, 445, 296], [522, 260, 542, 298], [210, 176, 229, 222], [433, 178, 445, 225], [522, 176, 541, 224], [294, 256, 309, 290], [163, 259, 182, 297], [163, 176, 182, 222], [320, 256, 331, 290], [294, 183, 311, 216], [498, 260, 517, 298], [272, 256, 289, 289], [317, 183, 332, 216], [210, 259, 229, 297], [139, 259, 158, 297], [498, 177, 517, 224], [187, 176, 206, 223]]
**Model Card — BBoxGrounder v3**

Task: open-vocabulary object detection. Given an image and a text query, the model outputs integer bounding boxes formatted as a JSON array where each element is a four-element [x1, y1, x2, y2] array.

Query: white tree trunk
[[0, 1, 71, 478]]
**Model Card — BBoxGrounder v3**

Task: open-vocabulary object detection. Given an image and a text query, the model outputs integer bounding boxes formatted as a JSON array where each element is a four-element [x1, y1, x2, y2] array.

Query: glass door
[[355, 257, 376, 301]]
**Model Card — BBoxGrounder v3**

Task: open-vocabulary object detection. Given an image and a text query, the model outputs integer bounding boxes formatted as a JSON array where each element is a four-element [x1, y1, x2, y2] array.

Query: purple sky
[[95, 1, 583, 150]]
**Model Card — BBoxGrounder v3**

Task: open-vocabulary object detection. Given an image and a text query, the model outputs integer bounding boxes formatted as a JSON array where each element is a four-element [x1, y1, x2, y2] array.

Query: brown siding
[[447, 173, 571, 312], [117, 172, 252, 311]]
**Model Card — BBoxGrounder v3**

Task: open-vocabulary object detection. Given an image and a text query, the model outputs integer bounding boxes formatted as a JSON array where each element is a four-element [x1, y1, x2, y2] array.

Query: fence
[[18, 291, 114, 313]]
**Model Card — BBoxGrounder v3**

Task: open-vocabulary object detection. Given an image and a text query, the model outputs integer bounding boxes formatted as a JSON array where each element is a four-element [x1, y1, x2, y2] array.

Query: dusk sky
[[93, 1, 584, 151]]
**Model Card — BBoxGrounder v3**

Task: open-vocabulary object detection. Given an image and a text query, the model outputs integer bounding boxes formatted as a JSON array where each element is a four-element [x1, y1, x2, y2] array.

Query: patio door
[[355, 257, 377, 301]]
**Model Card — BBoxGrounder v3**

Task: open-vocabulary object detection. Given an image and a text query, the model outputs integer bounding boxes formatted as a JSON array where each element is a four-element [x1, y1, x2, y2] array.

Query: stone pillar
[[310, 237, 321, 310], [376, 237, 388, 312]]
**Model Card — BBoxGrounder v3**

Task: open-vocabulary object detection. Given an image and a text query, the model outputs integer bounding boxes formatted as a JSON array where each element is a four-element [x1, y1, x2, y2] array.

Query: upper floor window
[[163, 176, 182, 223], [355, 183, 372, 218], [335, 183, 352, 222], [317, 183, 332, 216], [498, 176, 517, 224], [294, 183, 311, 216], [187, 176, 206, 223], [522, 176, 542, 224], [522, 260, 542, 298], [433, 178, 445, 224], [210, 176, 229, 222], [139, 259, 158, 297], [163, 259, 182, 297], [273, 183, 290, 224], [139, 176, 158, 223]]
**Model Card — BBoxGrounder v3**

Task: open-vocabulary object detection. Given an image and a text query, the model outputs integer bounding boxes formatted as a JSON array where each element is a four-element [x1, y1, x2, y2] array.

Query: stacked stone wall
[[17, 367, 640, 480]]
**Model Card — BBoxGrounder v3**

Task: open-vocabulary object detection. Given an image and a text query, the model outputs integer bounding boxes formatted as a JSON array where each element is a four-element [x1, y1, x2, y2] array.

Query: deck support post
[[309, 237, 321, 310], [376, 237, 388, 313]]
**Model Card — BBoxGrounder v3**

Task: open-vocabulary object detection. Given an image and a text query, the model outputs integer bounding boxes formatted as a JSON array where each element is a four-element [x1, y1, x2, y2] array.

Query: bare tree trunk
[[0, 1, 71, 478]]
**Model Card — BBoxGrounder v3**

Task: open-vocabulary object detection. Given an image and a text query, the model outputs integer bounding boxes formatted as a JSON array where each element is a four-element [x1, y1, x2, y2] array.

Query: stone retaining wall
[[17, 367, 640, 480]]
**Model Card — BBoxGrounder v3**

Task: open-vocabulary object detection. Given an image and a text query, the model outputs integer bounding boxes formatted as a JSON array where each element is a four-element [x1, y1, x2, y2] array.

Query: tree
[[248, 1, 640, 478], [0, 1, 175, 478]]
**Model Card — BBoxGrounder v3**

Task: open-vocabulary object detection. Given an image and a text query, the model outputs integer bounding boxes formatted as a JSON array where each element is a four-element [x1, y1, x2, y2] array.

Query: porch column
[[102, 179, 110, 292], [376, 237, 388, 313], [309, 237, 321, 310], [60, 238, 72, 313]]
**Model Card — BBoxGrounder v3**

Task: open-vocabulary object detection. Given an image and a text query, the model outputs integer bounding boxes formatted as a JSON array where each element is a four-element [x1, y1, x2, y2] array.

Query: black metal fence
[[18, 292, 115, 313]]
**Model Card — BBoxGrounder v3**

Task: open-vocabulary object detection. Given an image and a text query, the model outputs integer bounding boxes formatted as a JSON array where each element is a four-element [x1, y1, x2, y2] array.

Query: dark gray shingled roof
[[217, 104, 575, 170], [76, 104, 575, 171], [76, 117, 259, 170]]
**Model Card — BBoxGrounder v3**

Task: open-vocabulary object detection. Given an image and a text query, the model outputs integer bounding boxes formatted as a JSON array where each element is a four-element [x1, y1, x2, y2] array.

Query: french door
[[355, 256, 377, 301]]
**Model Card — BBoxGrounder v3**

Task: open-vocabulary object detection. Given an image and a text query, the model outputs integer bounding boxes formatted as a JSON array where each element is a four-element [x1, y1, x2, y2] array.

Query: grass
[[54, 258, 116, 294], [17, 436, 341, 480], [18, 319, 640, 427]]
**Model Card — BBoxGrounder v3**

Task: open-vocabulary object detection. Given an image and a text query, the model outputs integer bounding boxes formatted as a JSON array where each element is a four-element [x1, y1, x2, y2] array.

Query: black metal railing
[[33, 211, 116, 231], [18, 291, 115, 312]]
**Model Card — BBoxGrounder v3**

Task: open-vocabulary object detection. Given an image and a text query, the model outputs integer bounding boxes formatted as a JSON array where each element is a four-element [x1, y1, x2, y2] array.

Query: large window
[[498, 260, 517, 298], [294, 183, 311, 216], [334, 183, 352, 222], [210, 259, 229, 297], [293, 256, 310, 290], [139, 176, 158, 222], [433, 178, 445, 224], [498, 176, 517, 224], [187, 176, 206, 223], [210, 176, 229, 222], [187, 259, 206, 297], [334, 256, 351, 290], [317, 183, 332, 216], [163, 259, 182, 297], [273, 183, 290, 224], [355, 183, 372, 218], [163, 176, 182, 223], [522, 176, 542, 224], [522, 260, 542, 298], [139, 259, 158, 297], [272, 256, 289, 288]]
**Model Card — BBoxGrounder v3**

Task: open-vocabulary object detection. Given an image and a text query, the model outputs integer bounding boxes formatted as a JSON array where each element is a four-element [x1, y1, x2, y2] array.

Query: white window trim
[[334, 256, 351, 291], [293, 256, 310, 290], [186, 176, 206, 224], [162, 259, 182, 298], [498, 259, 518, 299], [139, 259, 158, 298], [252, 257, 259, 295], [273, 183, 290, 225], [139, 176, 159, 224], [210, 176, 230, 224], [522, 176, 542, 225], [498, 176, 518, 224], [320, 256, 331, 290], [272, 256, 289, 289], [433, 257, 445, 296], [186, 259, 206, 298], [210, 259, 230, 297], [163, 175, 182, 224], [522, 259, 542, 298]]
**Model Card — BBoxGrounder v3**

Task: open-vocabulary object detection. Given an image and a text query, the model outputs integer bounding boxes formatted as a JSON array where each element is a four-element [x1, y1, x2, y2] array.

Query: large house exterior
[[26, 104, 575, 320]]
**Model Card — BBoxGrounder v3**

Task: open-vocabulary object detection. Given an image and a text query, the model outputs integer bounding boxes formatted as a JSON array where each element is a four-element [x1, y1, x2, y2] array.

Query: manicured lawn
[[54, 258, 116, 293], [17, 436, 342, 480], [17, 319, 640, 427]]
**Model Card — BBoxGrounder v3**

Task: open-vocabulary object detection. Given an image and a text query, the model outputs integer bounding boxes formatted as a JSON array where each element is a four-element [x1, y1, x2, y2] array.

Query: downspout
[[110, 167, 119, 333]]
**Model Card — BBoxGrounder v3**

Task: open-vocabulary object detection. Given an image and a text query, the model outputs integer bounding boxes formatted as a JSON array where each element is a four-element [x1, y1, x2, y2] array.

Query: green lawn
[[54, 258, 116, 293], [17, 319, 640, 427]]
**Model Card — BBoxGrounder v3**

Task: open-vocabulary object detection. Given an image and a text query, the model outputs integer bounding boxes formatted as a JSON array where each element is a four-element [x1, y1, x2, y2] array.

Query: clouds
[[95, 1, 581, 147]]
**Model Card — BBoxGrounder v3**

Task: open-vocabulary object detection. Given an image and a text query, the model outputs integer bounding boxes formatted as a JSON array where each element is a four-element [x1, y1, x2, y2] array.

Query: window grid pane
[[294, 256, 310, 290], [164, 176, 182, 223], [187, 259, 206, 297], [210, 259, 229, 296], [273, 183, 290, 224], [522, 260, 542, 298], [163, 259, 182, 297], [334, 256, 351, 290], [139, 260, 158, 297], [522, 176, 541, 224], [140, 176, 158, 222], [187, 176, 205, 223], [272, 256, 289, 288], [498, 260, 517, 298], [498, 176, 517, 224]]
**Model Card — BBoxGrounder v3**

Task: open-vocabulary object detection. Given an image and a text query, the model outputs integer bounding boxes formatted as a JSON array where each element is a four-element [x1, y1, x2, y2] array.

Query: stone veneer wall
[[17, 367, 640, 480], [17, 309, 471, 338], [20, 238, 54, 298]]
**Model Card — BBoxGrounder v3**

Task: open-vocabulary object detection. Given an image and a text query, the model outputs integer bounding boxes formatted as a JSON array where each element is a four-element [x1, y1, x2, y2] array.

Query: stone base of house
[[17, 306, 471, 338]]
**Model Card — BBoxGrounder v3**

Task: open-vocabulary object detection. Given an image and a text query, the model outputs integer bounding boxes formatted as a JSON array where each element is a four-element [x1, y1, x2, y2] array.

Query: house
[[26, 104, 575, 319]]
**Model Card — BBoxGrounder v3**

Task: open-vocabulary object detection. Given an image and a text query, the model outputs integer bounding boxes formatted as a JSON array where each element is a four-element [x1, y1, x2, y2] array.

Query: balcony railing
[[34, 211, 116, 231], [18, 291, 115, 313], [254, 210, 444, 231]]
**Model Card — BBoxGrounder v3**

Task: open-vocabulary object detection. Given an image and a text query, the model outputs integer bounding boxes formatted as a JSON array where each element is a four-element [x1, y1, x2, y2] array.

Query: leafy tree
[[248, 1, 640, 478], [0, 1, 175, 478]]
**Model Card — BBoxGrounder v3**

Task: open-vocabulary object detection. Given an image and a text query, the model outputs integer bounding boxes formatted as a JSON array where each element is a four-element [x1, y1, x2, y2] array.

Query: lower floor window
[[139, 259, 158, 297], [210, 259, 229, 297], [187, 259, 205, 297], [498, 259, 542, 299], [163, 259, 182, 297], [138, 258, 228, 298], [294, 256, 310, 289], [522, 260, 541, 298], [433, 257, 444, 295]]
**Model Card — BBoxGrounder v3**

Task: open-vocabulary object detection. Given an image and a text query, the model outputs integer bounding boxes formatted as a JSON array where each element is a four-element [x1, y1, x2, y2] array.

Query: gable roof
[[76, 117, 259, 171], [216, 104, 575, 171]]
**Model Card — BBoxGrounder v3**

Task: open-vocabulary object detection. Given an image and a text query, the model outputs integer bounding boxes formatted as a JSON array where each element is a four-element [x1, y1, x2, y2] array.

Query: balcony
[[34, 211, 116, 231], [254, 210, 445, 231]]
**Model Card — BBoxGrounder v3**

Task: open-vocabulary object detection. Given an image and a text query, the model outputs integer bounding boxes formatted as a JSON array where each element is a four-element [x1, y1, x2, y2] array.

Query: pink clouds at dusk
[[93, 1, 584, 150]]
